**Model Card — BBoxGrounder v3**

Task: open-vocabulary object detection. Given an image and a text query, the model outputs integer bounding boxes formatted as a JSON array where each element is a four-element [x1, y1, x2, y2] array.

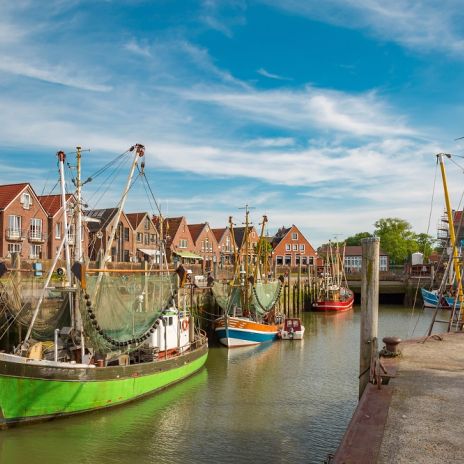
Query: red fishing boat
[[313, 242, 354, 312]]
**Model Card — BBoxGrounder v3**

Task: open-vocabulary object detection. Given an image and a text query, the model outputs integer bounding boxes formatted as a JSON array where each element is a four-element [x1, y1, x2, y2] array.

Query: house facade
[[0, 183, 49, 260], [188, 223, 219, 271], [233, 226, 259, 259], [126, 212, 160, 262], [212, 227, 234, 265], [271, 225, 318, 267], [38, 194, 89, 261], [86, 208, 135, 262], [343, 245, 389, 273], [161, 216, 199, 265]]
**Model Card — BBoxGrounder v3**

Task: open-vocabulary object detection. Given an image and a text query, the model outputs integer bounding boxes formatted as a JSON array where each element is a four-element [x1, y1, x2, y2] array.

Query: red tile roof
[[212, 227, 227, 242], [164, 217, 184, 242], [126, 212, 148, 230], [0, 183, 29, 210], [188, 223, 206, 243], [38, 194, 73, 217]]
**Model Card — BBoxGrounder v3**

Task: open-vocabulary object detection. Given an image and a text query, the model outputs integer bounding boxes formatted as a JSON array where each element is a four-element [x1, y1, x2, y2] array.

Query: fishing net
[[212, 282, 242, 314], [82, 272, 176, 353], [0, 273, 71, 340], [251, 281, 282, 314]]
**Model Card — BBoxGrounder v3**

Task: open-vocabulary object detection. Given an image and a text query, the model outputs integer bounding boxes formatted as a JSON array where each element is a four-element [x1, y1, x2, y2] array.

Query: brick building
[[0, 183, 49, 259], [233, 226, 259, 258], [188, 222, 219, 271], [38, 194, 89, 260], [271, 225, 317, 267], [126, 212, 160, 262], [212, 227, 234, 265], [86, 208, 135, 262], [160, 216, 200, 265]]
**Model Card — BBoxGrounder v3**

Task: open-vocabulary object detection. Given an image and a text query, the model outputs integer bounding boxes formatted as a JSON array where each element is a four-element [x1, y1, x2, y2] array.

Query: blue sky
[[2, 0, 464, 245]]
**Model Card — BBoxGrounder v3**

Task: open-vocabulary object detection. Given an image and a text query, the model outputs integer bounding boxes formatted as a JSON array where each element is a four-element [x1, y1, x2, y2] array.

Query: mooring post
[[287, 270, 291, 316], [359, 237, 380, 399], [297, 260, 302, 313]]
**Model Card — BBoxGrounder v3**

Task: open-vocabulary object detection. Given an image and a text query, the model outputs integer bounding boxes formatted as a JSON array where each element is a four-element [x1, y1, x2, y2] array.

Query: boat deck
[[334, 332, 464, 463]]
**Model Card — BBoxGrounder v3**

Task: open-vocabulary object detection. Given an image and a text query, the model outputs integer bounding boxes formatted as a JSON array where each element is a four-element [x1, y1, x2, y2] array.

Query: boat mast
[[254, 215, 267, 283], [74, 146, 83, 263], [58, 151, 72, 280], [437, 153, 464, 307], [94, 144, 145, 293], [244, 206, 250, 314]]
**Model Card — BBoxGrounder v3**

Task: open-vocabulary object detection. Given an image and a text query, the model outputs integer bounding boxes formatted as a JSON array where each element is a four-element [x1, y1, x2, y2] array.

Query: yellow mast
[[438, 153, 464, 306], [254, 215, 268, 282]]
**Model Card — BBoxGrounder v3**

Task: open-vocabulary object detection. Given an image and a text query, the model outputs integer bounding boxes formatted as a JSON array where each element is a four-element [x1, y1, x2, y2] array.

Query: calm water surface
[[0, 305, 448, 464]]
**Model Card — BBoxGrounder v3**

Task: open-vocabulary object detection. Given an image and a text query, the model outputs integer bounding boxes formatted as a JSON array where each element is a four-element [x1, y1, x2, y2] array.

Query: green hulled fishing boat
[[0, 144, 207, 427]]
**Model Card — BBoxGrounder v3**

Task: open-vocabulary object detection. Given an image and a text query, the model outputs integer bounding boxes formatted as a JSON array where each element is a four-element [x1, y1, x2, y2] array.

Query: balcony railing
[[28, 231, 45, 242], [6, 229, 25, 241]]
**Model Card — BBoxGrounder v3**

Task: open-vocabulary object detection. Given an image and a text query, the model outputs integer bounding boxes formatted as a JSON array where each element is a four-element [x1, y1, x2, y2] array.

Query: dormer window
[[21, 192, 31, 210]]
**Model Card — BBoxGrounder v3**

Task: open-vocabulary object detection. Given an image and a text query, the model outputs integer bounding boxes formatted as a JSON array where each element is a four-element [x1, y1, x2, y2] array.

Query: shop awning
[[173, 251, 203, 260], [137, 248, 160, 257]]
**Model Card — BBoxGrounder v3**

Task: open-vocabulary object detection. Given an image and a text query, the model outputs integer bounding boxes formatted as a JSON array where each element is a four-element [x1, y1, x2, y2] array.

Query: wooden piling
[[287, 270, 291, 316], [359, 237, 380, 399]]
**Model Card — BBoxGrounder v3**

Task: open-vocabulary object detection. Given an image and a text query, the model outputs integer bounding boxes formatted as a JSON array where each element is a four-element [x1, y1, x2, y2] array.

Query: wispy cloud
[[124, 38, 151, 57], [257, 68, 292, 81], [0, 56, 112, 92], [173, 85, 415, 137], [245, 137, 295, 148], [260, 0, 464, 55]]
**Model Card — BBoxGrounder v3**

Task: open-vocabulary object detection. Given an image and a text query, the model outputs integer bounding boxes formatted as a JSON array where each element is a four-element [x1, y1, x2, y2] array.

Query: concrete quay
[[333, 332, 464, 463]]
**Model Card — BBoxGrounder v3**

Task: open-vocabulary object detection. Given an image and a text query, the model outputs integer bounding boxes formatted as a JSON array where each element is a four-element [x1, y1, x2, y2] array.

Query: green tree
[[374, 218, 419, 264], [414, 233, 435, 259], [345, 232, 373, 246]]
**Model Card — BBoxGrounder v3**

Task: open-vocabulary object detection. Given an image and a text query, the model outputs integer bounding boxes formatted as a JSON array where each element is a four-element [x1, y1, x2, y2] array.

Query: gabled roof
[[188, 223, 207, 244], [233, 226, 255, 249], [84, 208, 119, 232], [212, 227, 227, 243], [163, 216, 184, 241], [272, 226, 292, 247], [38, 194, 73, 217], [0, 183, 30, 210], [126, 212, 149, 230]]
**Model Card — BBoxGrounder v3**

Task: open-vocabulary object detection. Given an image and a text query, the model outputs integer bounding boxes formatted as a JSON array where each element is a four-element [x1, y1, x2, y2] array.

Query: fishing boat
[[213, 209, 283, 348], [0, 144, 208, 427], [313, 242, 354, 312], [280, 317, 305, 340], [421, 288, 458, 309]]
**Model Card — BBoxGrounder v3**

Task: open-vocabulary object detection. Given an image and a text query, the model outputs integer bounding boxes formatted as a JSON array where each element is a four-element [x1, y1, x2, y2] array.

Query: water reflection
[[0, 305, 451, 464]]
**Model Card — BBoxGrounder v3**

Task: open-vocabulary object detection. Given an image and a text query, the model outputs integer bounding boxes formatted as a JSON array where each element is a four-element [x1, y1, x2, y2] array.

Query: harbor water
[[0, 305, 448, 464]]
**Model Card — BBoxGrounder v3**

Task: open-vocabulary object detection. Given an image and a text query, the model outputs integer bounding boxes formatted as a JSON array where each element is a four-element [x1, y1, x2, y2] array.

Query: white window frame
[[291, 232, 298, 240], [30, 244, 41, 259], [7, 243, 21, 256], [285, 244, 291, 251], [55, 222, 61, 239], [292, 244, 298, 251], [8, 215, 22, 238], [30, 218, 42, 240], [21, 192, 31, 210], [299, 244, 305, 251]]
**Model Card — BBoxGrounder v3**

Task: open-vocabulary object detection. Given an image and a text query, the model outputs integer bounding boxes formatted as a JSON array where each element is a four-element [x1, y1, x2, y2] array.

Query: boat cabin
[[284, 318, 302, 332], [148, 309, 191, 354]]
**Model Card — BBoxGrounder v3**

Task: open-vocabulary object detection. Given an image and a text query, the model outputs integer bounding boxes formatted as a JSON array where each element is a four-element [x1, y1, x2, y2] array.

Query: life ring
[[182, 319, 189, 331]]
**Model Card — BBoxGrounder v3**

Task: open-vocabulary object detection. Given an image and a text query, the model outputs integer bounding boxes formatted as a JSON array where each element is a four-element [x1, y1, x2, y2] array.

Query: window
[[296, 255, 301, 264], [30, 244, 41, 259], [291, 232, 298, 240], [123, 250, 130, 262], [225, 236, 231, 252], [30, 218, 42, 241], [292, 244, 298, 251], [67, 224, 74, 243], [285, 244, 291, 251], [124, 227, 129, 242], [201, 240, 205, 252], [137, 232, 143, 243], [150, 234, 156, 243], [276, 256, 283, 265], [21, 192, 31, 210], [143, 233, 149, 245], [179, 239, 188, 248], [299, 244, 305, 251], [55, 223, 61, 239], [8, 215, 22, 238], [284, 255, 292, 265], [144, 217, 150, 230], [380, 255, 388, 271], [308, 257, 314, 265], [7, 243, 21, 256]]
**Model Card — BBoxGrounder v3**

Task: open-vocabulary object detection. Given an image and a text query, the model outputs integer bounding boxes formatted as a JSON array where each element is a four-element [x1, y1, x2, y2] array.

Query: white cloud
[[124, 39, 151, 57], [260, 0, 464, 55], [257, 68, 292, 81], [173, 85, 415, 137]]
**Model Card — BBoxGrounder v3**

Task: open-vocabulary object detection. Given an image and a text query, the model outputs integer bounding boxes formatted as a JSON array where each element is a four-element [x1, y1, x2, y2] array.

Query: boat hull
[[215, 317, 279, 347], [0, 343, 208, 427], [421, 288, 458, 309], [313, 290, 354, 312]]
